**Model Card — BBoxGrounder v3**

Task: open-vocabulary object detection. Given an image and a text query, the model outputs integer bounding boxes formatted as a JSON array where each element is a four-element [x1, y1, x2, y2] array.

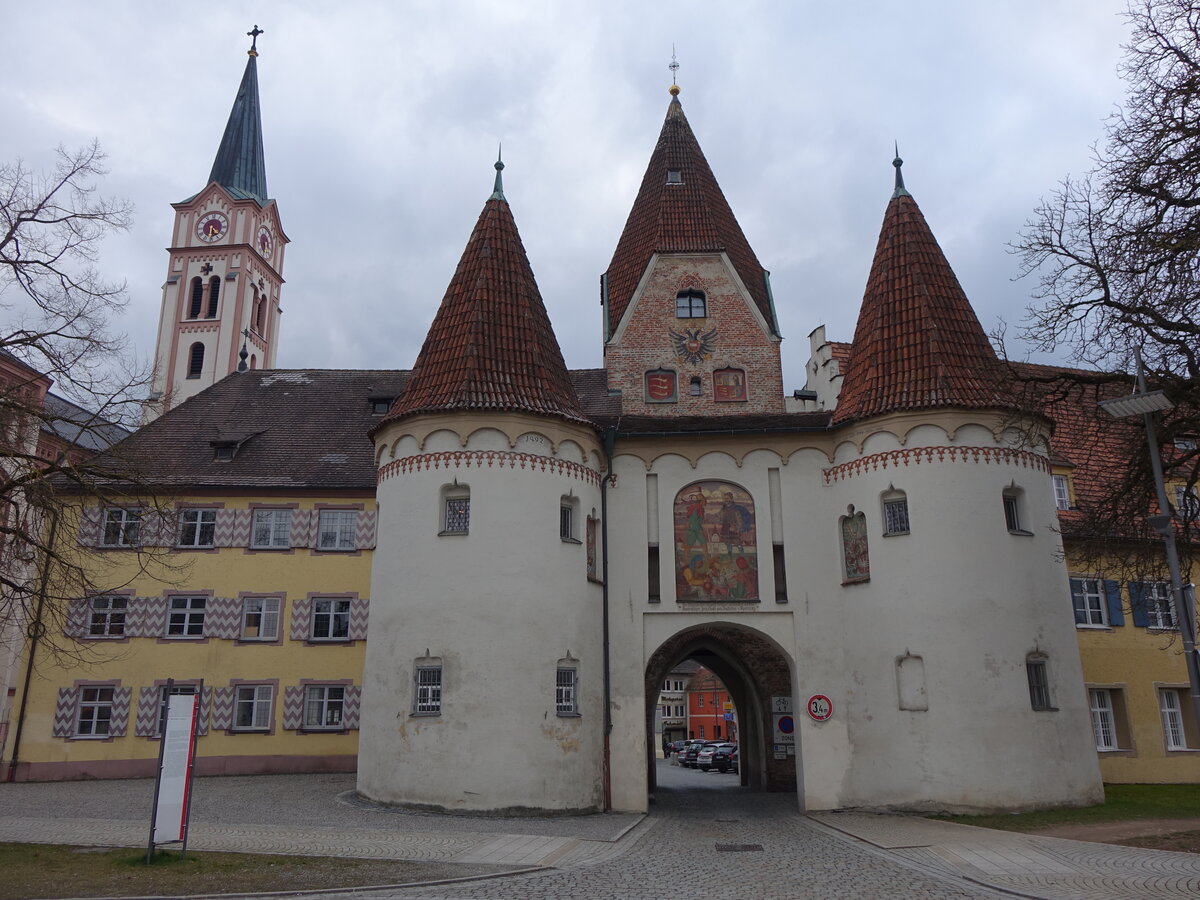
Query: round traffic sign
[[807, 694, 833, 721], [776, 714, 795, 734]]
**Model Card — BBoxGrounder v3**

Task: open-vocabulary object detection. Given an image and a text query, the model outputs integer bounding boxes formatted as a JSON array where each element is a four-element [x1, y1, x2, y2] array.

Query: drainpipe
[[6, 504, 60, 783], [600, 426, 615, 811]]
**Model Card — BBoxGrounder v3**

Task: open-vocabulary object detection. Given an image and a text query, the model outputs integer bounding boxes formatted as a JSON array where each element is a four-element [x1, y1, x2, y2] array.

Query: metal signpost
[[146, 678, 202, 863]]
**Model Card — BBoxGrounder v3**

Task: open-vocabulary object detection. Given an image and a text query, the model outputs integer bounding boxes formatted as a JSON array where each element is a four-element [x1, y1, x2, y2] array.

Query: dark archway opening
[[645, 624, 796, 799]]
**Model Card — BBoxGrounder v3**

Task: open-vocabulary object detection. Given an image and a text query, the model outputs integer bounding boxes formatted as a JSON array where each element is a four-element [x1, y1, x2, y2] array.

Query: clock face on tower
[[196, 211, 229, 243], [257, 226, 273, 258]]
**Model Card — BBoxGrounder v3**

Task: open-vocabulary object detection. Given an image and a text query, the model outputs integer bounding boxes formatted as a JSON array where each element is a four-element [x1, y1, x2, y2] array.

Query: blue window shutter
[[1128, 582, 1149, 628], [1069, 578, 1085, 625], [1104, 581, 1125, 626]]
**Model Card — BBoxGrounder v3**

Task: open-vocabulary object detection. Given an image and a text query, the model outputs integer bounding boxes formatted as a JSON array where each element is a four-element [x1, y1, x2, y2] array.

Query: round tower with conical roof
[[357, 160, 607, 812]]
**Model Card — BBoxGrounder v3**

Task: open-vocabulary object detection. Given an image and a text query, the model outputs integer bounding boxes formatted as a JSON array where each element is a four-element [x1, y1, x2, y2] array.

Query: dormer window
[[676, 289, 706, 318], [666, 169, 683, 184], [368, 396, 394, 415]]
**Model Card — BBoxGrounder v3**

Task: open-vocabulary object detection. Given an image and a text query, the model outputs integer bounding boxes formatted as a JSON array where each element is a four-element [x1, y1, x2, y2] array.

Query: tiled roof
[[206, 53, 269, 205], [834, 187, 1013, 424], [87, 370, 409, 490], [570, 368, 622, 420], [384, 189, 588, 426], [41, 392, 130, 453], [603, 92, 774, 337]]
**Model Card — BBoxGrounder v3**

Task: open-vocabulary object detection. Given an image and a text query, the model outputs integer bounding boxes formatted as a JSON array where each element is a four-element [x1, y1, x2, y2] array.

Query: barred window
[[881, 490, 909, 536], [1026, 658, 1051, 710], [556, 667, 578, 715], [443, 496, 470, 535], [415, 666, 442, 714]]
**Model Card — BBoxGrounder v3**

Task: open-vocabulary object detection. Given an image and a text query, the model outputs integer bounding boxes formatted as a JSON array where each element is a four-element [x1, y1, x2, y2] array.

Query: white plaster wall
[[358, 421, 606, 812]]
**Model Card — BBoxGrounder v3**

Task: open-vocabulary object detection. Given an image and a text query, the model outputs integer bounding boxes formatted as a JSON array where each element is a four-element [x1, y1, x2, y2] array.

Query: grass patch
[[0, 842, 513, 899], [932, 784, 1200, 832]]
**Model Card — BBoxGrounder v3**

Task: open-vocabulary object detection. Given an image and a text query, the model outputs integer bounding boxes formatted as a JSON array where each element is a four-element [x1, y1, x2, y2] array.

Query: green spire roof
[[208, 51, 269, 204]]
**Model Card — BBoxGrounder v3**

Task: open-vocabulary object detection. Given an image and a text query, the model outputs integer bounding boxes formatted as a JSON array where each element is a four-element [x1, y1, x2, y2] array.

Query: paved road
[[2, 760, 1199, 898]]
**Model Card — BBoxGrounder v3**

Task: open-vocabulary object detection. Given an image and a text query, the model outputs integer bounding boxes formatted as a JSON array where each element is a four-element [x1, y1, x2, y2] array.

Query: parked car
[[682, 740, 720, 768], [697, 742, 736, 771], [713, 744, 738, 773]]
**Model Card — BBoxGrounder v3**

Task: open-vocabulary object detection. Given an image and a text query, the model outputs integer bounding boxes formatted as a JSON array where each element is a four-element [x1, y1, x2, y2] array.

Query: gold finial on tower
[[669, 45, 680, 96]]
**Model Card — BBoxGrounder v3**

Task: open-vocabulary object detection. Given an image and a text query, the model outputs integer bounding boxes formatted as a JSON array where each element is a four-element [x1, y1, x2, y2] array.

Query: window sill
[[231, 728, 271, 734], [308, 638, 353, 645], [410, 711, 441, 718], [1166, 747, 1200, 754], [1075, 624, 1114, 631], [249, 545, 291, 551], [69, 734, 115, 741], [1096, 748, 1137, 757], [176, 544, 216, 550], [556, 712, 582, 718], [882, 531, 910, 538], [561, 537, 582, 545], [298, 728, 349, 734], [438, 531, 468, 537], [164, 635, 206, 640], [1008, 529, 1035, 537], [1147, 627, 1180, 634], [1031, 706, 1059, 712]]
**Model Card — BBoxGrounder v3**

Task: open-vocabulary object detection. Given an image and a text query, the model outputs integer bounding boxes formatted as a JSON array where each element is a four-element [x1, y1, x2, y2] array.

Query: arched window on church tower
[[250, 354, 257, 370], [255, 291, 267, 333], [186, 342, 205, 379], [188, 277, 204, 319], [206, 276, 220, 318]]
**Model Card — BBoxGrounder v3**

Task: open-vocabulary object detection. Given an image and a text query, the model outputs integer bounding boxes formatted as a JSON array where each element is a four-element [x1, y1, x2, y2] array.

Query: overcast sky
[[3, 1, 1132, 392]]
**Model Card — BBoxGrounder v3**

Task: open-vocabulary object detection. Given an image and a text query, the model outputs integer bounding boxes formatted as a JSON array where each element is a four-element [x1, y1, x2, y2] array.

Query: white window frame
[[178, 508, 217, 548], [75, 685, 115, 737], [882, 494, 910, 536], [556, 667, 578, 716], [166, 596, 206, 638], [311, 598, 351, 641], [414, 666, 442, 714], [250, 508, 292, 549], [1052, 474, 1071, 511], [1144, 581, 1176, 630], [1161, 688, 1188, 750], [317, 509, 357, 551], [1072, 577, 1106, 627], [1089, 688, 1118, 751], [1176, 484, 1199, 522], [303, 685, 345, 730], [233, 684, 273, 732], [88, 596, 127, 638], [101, 508, 141, 547], [240, 596, 280, 641]]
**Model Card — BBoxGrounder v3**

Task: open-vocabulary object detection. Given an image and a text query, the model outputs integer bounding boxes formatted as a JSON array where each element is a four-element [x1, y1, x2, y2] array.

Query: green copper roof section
[[892, 142, 910, 199], [208, 52, 269, 204], [490, 147, 506, 201]]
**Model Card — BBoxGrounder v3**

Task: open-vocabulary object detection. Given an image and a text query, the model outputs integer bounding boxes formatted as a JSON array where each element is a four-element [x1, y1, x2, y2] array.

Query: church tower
[[147, 28, 287, 418]]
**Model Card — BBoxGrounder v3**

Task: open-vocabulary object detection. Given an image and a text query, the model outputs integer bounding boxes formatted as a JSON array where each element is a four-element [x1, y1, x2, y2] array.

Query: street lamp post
[[1099, 366, 1200, 733]]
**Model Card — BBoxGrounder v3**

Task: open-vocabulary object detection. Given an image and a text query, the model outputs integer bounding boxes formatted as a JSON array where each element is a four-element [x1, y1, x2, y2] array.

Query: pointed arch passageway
[[645, 623, 797, 799]]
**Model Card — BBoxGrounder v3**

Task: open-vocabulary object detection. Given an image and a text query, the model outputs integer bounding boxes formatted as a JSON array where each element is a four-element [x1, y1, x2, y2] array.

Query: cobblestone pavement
[[3, 763, 1200, 898]]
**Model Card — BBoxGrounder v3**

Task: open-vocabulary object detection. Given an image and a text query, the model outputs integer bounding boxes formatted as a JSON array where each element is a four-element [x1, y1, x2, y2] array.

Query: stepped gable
[[833, 157, 1013, 425], [383, 162, 589, 427], [206, 48, 269, 204], [603, 88, 774, 337], [89, 370, 408, 490]]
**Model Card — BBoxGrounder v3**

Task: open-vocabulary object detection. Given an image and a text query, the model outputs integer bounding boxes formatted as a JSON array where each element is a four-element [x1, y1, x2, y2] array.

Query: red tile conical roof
[[603, 90, 775, 336], [383, 169, 588, 426], [834, 168, 1013, 424]]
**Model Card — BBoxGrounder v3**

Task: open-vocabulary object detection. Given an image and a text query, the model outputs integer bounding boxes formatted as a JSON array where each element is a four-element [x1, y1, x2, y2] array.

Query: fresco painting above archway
[[674, 481, 758, 602]]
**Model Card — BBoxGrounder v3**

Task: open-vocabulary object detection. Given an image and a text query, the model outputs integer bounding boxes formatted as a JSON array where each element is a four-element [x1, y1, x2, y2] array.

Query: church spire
[[207, 27, 269, 204], [382, 160, 587, 426], [603, 88, 775, 337], [834, 157, 1013, 424]]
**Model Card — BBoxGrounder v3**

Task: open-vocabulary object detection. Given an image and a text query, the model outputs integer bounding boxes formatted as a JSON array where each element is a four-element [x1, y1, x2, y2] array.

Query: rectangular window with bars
[[415, 666, 442, 714], [556, 667, 578, 715], [560, 505, 573, 541], [882, 497, 910, 535], [1026, 659, 1051, 710], [1089, 688, 1118, 750], [1161, 689, 1187, 750], [444, 498, 469, 535]]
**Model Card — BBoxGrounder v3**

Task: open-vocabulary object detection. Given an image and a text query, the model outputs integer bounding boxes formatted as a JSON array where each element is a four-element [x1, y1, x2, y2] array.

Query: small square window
[[234, 685, 273, 731], [167, 596, 206, 637], [556, 667, 578, 716], [303, 685, 345, 730], [675, 290, 706, 318], [311, 598, 351, 641], [371, 400, 391, 415], [178, 509, 217, 547], [666, 169, 683, 184], [241, 596, 280, 640], [882, 496, 910, 536], [88, 596, 127, 637], [251, 509, 292, 549], [75, 686, 115, 737], [444, 497, 470, 535], [101, 508, 140, 547], [415, 666, 442, 714], [317, 510, 357, 551]]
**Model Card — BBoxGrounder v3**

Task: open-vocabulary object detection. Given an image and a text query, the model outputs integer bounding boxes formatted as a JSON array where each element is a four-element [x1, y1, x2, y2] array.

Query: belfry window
[[206, 277, 220, 318], [675, 289, 706, 318], [188, 277, 204, 319], [187, 342, 205, 379]]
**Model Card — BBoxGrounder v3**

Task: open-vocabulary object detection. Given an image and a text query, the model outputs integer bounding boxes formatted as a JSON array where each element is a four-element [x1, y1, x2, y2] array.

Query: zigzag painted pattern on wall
[[289, 598, 313, 642], [355, 510, 377, 549], [342, 685, 362, 729], [348, 598, 370, 640], [64, 598, 89, 638], [210, 687, 235, 731], [76, 508, 102, 546], [109, 687, 132, 737], [135, 687, 160, 737], [378, 450, 601, 486], [292, 509, 315, 548], [52, 688, 78, 738], [823, 446, 1051, 483], [282, 685, 305, 730], [205, 596, 242, 640]]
